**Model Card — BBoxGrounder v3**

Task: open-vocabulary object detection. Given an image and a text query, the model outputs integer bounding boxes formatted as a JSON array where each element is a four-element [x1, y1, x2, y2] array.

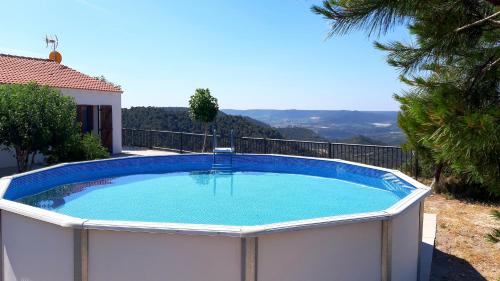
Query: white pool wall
[[88, 230, 241, 281], [2, 211, 74, 281], [0, 203, 421, 281], [258, 220, 382, 281]]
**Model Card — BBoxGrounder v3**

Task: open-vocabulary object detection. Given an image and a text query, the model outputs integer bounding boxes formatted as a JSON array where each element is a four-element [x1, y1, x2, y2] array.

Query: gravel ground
[[425, 194, 499, 281]]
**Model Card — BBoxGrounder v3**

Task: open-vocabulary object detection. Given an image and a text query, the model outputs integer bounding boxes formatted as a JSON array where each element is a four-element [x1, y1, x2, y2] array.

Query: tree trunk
[[431, 162, 444, 192], [15, 147, 30, 173], [29, 151, 36, 170], [202, 123, 208, 153], [14, 147, 21, 172]]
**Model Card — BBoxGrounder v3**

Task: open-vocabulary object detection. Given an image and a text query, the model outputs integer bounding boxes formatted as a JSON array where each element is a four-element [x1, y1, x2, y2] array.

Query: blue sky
[[0, 0, 411, 110]]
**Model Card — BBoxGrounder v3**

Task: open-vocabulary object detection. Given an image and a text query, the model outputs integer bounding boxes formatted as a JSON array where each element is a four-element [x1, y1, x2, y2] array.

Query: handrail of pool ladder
[[212, 129, 234, 172]]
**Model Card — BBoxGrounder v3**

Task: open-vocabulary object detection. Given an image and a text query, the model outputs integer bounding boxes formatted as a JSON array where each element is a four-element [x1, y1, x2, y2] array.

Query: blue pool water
[[17, 171, 407, 226]]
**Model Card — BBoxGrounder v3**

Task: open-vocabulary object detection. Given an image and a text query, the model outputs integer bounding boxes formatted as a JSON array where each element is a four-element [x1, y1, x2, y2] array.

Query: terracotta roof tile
[[0, 54, 122, 93]]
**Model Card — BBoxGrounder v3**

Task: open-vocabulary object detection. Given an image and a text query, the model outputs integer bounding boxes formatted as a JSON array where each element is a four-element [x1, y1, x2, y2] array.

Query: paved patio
[[117, 146, 179, 157]]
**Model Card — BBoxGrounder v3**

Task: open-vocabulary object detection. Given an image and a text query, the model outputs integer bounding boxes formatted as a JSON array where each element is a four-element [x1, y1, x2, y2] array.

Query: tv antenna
[[45, 35, 59, 51]]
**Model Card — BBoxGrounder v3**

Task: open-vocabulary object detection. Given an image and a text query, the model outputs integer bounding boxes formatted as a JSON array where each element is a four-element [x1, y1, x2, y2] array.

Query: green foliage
[[80, 133, 110, 160], [486, 210, 500, 243], [188, 89, 219, 124], [313, 0, 500, 195], [48, 133, 109, 164], [0, 83, 78, 172]]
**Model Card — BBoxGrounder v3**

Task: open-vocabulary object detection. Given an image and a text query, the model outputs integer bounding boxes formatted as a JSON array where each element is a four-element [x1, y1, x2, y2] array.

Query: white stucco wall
[[0, 88, 122, 169], [60, 88, 122, 154], [258, 221, 382, 281], [0, 150, 17, 169], [1, 211, 74, 281], [88, 230, 240, 281], [0, 149, 45, 169]]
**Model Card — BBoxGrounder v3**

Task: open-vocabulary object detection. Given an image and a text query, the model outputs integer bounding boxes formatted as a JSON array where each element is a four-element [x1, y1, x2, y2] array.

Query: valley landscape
[[224, 109, 405, 145], [123, 107, 405, 146]]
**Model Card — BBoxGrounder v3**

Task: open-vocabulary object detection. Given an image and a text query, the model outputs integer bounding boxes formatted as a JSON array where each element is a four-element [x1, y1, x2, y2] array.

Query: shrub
[[47, 133, 109, 164]]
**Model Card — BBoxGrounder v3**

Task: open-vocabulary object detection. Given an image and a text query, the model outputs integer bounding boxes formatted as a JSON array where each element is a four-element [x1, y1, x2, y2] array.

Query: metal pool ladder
[[212, 129, 234, 173]]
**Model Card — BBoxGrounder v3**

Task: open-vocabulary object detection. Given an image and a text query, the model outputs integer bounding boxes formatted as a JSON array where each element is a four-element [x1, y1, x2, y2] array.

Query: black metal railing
[[122, 128, 418, 177]]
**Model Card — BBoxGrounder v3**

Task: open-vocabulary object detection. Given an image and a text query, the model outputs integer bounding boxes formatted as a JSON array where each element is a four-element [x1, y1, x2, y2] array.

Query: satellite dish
[[49, 51, 62, 63], [45, 35, 62, 63]]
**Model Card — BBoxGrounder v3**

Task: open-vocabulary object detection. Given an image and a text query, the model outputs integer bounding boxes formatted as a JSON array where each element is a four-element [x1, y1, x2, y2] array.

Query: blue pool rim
[[0, 154, 431, 237]]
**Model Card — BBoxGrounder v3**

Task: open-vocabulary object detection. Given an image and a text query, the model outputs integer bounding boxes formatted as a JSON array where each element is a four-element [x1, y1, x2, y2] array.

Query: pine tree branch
[[465, 56, 498, 95], [485, 57, 500, 71], [455, 11, 500, 32]]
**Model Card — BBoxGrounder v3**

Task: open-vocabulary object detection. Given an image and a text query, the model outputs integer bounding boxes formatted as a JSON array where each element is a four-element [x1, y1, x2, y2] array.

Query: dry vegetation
[[425, 194, 500, 281]]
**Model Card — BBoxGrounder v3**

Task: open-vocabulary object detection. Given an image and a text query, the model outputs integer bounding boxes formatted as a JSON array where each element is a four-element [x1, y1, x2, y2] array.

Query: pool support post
[[0, 211, 3, 281], [74, 228, 89, 281], [417, 201, 424, 281], [381, 219, 392, 281], [241, 237, 258, 281]]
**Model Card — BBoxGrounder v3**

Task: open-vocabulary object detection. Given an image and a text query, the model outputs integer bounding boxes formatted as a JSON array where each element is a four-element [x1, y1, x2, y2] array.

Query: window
[[77, 105, 94, 134]]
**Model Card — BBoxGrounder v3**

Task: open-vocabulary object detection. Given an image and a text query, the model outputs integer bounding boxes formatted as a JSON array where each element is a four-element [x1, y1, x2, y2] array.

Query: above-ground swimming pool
[[0, 154, 430, 281]]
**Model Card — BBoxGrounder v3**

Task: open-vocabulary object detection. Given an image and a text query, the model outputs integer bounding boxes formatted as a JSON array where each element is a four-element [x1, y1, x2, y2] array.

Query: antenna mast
[[45, 35, 62, 63]]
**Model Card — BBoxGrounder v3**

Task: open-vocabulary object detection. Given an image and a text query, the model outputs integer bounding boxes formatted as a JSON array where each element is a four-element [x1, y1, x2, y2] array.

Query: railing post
[[328, 142, 332, 158], [148, 130, 153, 149], [230, 129, 234, 151], [264, 138, 268, 154], [179, 132, 184, 154], [213, 128, 218, 149]]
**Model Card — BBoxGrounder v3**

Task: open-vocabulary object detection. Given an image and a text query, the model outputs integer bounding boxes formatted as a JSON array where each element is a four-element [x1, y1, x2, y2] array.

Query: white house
[[0, 53, 123, 168]]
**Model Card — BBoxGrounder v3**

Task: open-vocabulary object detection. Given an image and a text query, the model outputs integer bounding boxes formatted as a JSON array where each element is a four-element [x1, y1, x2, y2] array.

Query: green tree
[[94, 75, 121, 90], [313, 0, 499, 194], [0, 83, 78, 172], [188, 89, 219, 152]]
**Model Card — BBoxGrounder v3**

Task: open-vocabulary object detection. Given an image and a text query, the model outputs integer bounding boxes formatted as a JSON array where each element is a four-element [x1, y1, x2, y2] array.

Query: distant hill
[[122, 107, 283, 138], [278, 127, 387, 145], [223, 109, 398, 125], [223, 109, 405, 145], [335, 135, 387, 146], [277, 127, 328, 142]]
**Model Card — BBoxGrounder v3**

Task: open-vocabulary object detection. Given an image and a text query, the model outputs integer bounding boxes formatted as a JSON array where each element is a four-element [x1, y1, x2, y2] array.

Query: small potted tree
[[188, 88, 219, 152]]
